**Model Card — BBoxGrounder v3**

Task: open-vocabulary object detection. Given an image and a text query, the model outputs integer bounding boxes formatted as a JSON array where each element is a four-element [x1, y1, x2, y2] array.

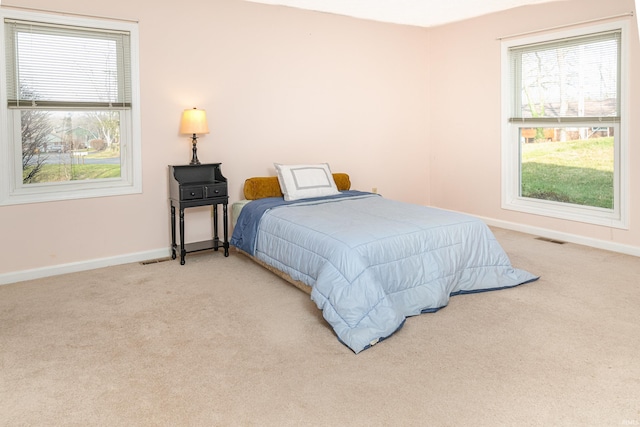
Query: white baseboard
[[480, 216, 640, 257], [0, 248, 172, 286], [2, 217, 638, 286]]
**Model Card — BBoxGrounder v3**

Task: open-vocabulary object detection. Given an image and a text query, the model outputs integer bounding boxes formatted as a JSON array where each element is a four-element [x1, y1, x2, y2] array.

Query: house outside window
[[0, 9, 141, 205], [501, 20, 628, 228]]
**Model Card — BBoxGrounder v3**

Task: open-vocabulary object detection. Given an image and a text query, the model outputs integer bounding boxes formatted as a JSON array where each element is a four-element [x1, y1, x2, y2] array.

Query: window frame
[[500, 20, 629, 229], [0, 9, 141, 206]]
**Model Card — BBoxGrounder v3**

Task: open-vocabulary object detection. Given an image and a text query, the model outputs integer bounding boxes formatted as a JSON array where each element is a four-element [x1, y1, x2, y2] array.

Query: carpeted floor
[[1, 227, 639, 426]]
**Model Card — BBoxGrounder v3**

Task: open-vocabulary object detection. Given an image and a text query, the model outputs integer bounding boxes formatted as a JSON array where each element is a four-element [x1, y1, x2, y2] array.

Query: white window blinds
[[4, 18, 131, 108], [508, 30, 621, 123]]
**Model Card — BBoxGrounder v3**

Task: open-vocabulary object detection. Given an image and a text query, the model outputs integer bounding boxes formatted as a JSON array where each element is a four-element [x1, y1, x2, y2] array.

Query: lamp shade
[[180, 108, 210, 135]]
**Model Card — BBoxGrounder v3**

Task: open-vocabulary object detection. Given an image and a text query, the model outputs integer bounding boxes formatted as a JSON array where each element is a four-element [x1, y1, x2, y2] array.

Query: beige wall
[[427, 0, 640, 251], [0, 0, 430, 279], [0, 0, 638, 283]]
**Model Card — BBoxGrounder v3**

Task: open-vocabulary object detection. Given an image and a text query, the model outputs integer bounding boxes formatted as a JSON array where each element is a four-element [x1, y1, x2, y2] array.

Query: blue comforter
[[231, 193, 538, 353]]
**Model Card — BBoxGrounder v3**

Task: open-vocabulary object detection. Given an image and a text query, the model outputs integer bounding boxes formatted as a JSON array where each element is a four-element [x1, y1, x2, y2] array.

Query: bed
[[231, 164, 538, 353]]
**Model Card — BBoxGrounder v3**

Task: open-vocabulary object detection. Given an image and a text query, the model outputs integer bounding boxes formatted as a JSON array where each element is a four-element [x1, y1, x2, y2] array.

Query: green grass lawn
[[520, 137, 614, 209], [24, 163, 120, 182]]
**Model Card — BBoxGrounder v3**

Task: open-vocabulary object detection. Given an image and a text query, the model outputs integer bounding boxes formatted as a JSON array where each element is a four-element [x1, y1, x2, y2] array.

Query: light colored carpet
[[1, 228, 639, 426]]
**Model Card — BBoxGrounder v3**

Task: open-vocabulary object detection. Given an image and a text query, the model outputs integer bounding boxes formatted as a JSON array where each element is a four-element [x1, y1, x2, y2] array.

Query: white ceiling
[[245, 0, 562, 28]]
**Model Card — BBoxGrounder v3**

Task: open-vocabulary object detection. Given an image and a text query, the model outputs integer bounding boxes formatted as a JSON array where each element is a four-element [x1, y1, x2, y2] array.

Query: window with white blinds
[[0, 9, 141, 206], [501, 20, 628, 229], [4, 19, 132, 109], [508, 30, 620, 124]]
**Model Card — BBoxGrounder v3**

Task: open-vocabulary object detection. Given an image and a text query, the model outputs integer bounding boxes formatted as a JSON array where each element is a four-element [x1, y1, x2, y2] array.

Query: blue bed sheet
[[231, 193, 538, 353]]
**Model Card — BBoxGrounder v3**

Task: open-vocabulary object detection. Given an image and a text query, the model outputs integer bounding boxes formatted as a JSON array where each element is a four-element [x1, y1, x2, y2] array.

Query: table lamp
[[179, 107, 209, 165]]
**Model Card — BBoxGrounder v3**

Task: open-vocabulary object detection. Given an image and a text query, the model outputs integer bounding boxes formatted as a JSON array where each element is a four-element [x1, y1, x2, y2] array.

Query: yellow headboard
[[243, 173, 351, 200]]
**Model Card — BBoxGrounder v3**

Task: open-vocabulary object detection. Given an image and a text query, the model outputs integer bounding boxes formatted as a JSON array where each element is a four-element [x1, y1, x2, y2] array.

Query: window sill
[[502, 197, 628, 229]]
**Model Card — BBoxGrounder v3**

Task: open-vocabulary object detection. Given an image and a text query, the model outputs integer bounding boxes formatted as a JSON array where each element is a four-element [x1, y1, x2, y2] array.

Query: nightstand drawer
[[205, 183, 227, 198], [180, 186, 204, 200]]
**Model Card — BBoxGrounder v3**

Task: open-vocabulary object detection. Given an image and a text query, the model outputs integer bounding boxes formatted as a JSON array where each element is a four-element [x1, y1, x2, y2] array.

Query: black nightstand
[[169, 163, 229, 264]]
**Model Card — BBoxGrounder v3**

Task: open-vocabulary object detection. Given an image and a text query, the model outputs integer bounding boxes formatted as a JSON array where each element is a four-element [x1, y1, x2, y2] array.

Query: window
[[0, 9, 141, 205], [501, 21, 628, 228]]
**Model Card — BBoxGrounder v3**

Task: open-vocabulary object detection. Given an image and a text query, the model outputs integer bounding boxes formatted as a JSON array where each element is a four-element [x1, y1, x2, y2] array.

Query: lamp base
[[190, 134, 200, 165]]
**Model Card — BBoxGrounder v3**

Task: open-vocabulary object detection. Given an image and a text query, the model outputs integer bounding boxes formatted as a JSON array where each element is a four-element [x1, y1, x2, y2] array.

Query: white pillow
[[274, 163, 340, 201]]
